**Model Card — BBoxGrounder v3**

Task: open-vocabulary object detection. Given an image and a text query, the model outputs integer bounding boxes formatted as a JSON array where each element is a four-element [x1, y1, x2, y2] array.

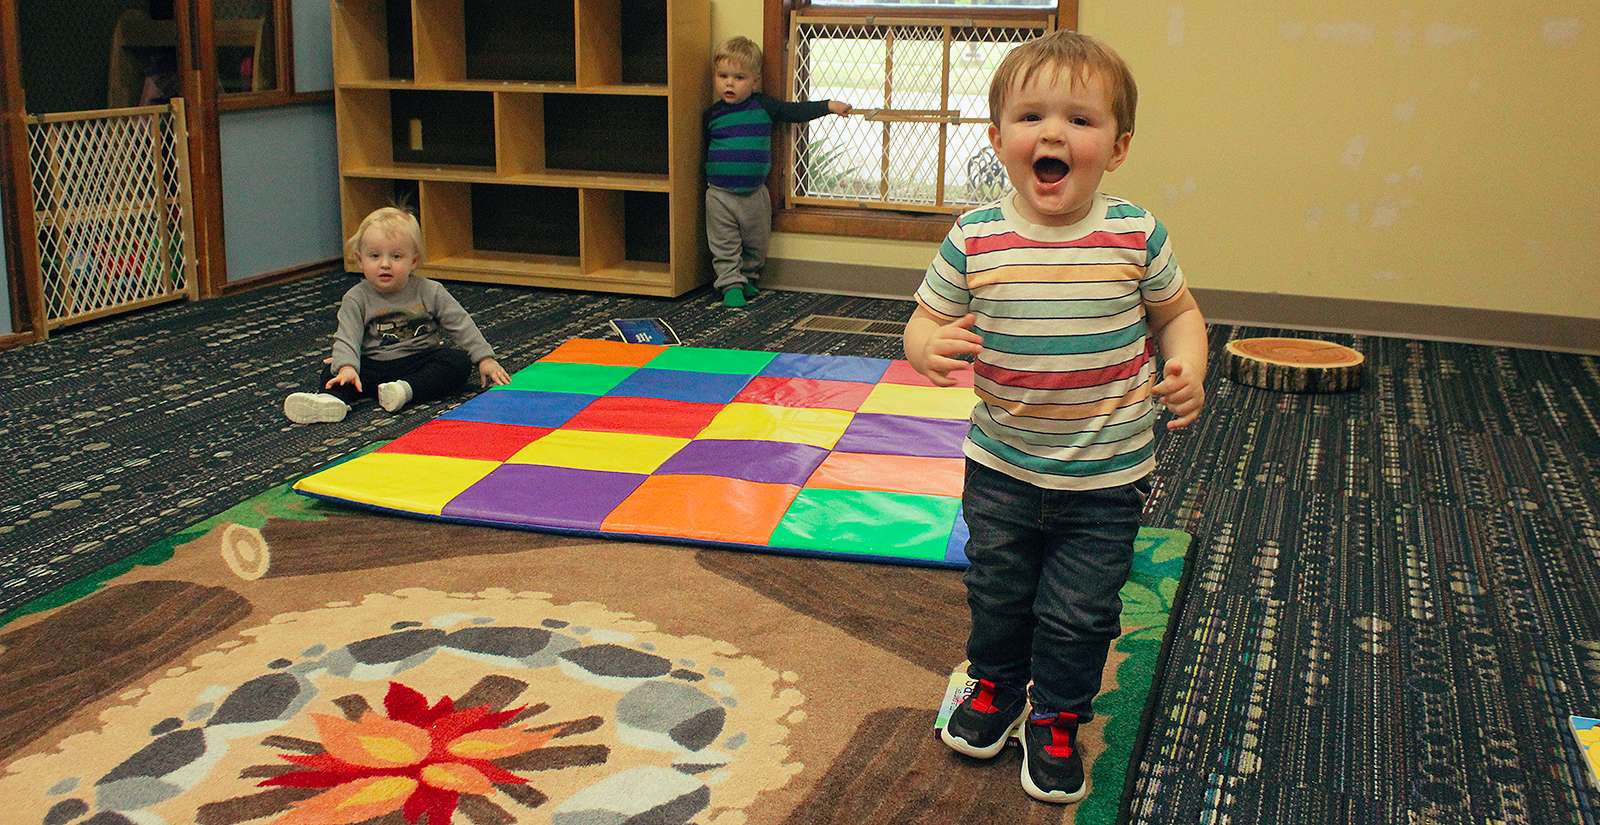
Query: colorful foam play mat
[[295, 339, 987, 567]]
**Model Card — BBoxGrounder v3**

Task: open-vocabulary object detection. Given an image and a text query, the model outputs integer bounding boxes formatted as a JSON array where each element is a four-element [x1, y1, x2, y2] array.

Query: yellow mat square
[[292, 452, 500, 515], [696, 403, 855, 449], [506, 429, 689, 473], [856, 383, 978, 420]]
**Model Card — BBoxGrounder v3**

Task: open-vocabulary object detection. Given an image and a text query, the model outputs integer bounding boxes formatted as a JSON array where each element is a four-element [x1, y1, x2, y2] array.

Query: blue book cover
[[1573, 715, 1600, 791], [609, 317, 680, 346]]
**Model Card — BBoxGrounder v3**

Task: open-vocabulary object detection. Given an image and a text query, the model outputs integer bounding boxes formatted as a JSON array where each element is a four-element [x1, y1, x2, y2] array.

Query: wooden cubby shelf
[[333, 0, 708, 295]]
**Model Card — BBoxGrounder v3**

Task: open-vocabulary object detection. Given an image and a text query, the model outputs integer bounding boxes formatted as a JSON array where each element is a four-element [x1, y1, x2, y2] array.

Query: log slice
[[1223, 337, 1364, 393]]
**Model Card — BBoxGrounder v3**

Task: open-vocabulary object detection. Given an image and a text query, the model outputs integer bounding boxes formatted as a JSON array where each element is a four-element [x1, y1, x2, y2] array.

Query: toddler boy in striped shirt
[[906, 30, 1208, 804], [703, 36, 850, 308]]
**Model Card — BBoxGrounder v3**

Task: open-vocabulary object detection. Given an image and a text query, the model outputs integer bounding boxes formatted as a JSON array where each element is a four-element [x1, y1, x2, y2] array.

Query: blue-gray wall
[[1, 186, 11, 335], [219, 0, 339, 282], [220, 106, 341, 281]]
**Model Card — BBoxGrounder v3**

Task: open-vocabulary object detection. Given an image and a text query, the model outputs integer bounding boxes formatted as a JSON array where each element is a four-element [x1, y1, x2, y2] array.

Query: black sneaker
[[1020, 709, 1088, 803], [940, 678, 1027, 759]]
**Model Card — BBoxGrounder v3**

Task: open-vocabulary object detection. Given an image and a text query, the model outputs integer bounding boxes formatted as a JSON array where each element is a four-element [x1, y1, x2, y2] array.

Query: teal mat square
[[646, 346, 778, 375], [771, 488, 960, 561], [498, 362, 636, 395]]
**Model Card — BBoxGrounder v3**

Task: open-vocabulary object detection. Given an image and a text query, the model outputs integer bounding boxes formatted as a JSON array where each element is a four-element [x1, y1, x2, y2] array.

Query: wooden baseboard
[[764, 258, 1600, 354], [765, 258, 921, 301], [1194, 288, 1600, 356], [0, 330, 36, 351], [221, 258, 343, 296]]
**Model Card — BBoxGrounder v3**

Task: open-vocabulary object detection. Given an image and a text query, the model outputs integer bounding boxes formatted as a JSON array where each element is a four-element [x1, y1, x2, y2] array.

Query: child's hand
[[918, 314, 983, 387], [325, 365, 362, 393], [478, 357, 511, 388], [1152, 358, 1205, 430], [829, 100, 852, 116]]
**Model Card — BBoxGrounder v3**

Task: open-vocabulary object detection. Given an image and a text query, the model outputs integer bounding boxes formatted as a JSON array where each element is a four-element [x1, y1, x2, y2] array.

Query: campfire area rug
[[0, 461, 1190, 825]]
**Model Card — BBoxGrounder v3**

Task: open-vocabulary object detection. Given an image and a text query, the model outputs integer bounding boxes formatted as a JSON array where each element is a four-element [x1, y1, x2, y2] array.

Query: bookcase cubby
[[332, 0, 708, 295]]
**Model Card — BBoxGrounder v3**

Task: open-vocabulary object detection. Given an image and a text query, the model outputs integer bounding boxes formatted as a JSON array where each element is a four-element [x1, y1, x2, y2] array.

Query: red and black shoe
[[940, 677, 1027, 759], [1020, 709, 1088, 803]]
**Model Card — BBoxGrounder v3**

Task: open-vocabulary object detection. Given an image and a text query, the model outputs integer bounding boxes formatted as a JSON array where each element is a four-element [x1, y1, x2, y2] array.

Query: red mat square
[[561, 396, 724, 439], [880, 359, 974, 388], [377, 419, 551, 462], [733, 375, 875, 411]]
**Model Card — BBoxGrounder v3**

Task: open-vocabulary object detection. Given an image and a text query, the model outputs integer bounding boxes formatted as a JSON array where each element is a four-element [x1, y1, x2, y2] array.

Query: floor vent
[[792, 314, 907, 338]]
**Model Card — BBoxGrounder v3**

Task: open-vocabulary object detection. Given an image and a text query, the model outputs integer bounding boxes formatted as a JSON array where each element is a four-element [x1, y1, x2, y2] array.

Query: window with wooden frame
[[764, 0, 1074, 242], [212, 0, 329, 111]]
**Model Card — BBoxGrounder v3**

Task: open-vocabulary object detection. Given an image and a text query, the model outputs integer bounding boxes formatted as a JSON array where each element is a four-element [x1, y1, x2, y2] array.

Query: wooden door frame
[[0, 0, 42, 344], [179, 0, 229, 297]]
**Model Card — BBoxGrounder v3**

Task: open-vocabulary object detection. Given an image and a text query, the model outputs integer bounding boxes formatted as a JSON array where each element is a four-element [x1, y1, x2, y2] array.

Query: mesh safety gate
[[25, 101, 198, 334], [789, 14, 1048, 213]]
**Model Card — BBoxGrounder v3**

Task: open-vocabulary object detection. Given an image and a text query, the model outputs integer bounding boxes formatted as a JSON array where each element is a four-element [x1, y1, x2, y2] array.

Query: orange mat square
[[805, 452, 965, 497], [540, 338, 665, 367], [602, 474, 799, 546]]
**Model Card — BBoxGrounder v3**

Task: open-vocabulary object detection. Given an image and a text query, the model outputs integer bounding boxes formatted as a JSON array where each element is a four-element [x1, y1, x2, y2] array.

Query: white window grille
[[788, 13, 1049, 213], [25, 101, 198, 333]]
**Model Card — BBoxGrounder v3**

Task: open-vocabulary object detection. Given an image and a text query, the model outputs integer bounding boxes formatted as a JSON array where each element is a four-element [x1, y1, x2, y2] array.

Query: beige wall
[[710, 1, 1599, 321]]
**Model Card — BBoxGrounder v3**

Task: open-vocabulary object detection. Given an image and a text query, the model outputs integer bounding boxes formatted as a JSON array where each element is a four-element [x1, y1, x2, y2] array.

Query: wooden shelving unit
[[331, 0, 708, 296]]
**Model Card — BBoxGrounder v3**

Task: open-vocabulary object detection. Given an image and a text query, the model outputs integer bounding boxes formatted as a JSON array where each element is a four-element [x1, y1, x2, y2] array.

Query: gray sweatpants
[[706, 184, 771, 293]]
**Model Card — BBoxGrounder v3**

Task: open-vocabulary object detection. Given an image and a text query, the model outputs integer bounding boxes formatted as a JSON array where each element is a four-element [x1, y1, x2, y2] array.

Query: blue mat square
[[609, 369, 751, 404], [439, 390, 595, 428], [760, 352, 891, 384]]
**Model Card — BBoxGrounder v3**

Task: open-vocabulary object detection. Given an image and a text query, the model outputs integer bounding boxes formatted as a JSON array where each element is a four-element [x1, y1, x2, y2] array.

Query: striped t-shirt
[[914, 192, 1191, 491], [703, 94, 833, 194]]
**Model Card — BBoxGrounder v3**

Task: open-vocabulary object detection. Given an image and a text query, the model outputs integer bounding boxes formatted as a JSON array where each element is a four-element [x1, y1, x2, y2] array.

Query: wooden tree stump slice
[[1223, 337, 1364, 393]]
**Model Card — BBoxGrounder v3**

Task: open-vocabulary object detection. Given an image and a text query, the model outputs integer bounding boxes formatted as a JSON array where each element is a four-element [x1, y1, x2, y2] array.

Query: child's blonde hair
[[988, 30, 1137, 137], [346, 206, 424, 261], [713, 36, 763, 79]]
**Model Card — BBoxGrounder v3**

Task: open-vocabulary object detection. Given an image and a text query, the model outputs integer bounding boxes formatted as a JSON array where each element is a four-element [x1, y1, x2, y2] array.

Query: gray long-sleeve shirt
[[329, 276, 495, 374]]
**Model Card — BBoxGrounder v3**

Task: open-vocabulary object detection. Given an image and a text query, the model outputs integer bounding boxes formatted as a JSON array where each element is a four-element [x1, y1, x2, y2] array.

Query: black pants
[[961, 459, 1148, 719], [313, 347, 471, 406]]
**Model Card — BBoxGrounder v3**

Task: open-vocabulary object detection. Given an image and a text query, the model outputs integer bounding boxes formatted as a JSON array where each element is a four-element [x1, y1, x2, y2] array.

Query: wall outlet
[[408, 119, 423, 151]]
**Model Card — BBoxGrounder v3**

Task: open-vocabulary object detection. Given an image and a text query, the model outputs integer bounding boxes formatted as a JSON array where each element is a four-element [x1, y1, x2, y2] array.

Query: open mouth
[[1033, 157, 1069, 184]]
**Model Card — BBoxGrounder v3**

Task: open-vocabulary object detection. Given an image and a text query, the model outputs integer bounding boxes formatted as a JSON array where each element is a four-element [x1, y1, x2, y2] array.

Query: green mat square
[[645, 346, 778, 375], [770, 488, 960, 560], [497, 362, 636, 395]]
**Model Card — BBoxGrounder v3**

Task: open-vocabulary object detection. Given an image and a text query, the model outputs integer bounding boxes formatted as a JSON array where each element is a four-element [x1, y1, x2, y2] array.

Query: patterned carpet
[[3, 272, 1599, 822]]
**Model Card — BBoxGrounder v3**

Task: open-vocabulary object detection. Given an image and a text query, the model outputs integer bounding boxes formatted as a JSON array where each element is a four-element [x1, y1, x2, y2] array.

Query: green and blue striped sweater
[[703, 93, 833, 194]]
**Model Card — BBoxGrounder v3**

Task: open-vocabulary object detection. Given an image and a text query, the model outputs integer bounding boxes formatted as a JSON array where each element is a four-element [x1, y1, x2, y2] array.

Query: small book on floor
[[934, 663, 1020, 747], [609, 317, 680, 346], [1572, 715, 1600, 791]]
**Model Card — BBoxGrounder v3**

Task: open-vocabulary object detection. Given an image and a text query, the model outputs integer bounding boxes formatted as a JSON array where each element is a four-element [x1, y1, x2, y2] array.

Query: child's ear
[[987, 122, 1002, 154], [1105, 131, 1132, 172]]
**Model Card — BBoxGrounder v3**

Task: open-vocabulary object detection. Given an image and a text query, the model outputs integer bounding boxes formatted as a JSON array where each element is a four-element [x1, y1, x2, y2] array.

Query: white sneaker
[[377, 380, 414, 413], [283, 392, 348, 424]]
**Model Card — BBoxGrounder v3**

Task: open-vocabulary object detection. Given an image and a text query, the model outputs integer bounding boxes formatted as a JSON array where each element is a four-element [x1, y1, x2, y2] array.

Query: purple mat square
[[834, 413, 970, 458], [655, 439, 828, 486], [442, 465, 645, 531]]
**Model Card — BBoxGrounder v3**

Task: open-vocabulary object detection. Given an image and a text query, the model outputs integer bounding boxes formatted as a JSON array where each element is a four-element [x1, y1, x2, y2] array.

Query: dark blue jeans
[[961, 459, 1148, 720]]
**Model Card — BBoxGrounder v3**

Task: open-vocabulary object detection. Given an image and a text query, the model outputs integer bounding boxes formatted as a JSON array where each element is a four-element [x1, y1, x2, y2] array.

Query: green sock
[[722, 288, 747, 308], [742, 283, 759, 299]]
